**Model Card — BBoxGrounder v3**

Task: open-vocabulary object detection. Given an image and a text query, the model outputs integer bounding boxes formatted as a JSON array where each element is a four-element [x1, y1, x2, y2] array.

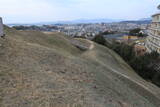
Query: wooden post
[[0, 17, 4, 37]]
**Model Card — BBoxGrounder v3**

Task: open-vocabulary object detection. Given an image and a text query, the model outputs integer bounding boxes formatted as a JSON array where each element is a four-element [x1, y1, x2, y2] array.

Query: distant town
[[10, 19, 150, 40]]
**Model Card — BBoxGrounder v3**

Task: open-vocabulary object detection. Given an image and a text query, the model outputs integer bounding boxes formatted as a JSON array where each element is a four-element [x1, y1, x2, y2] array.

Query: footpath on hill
[[82, 39, 160, 106]]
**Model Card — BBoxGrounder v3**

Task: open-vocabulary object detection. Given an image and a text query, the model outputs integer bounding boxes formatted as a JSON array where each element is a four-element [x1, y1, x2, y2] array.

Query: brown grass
[[0, 26, 159, 107]]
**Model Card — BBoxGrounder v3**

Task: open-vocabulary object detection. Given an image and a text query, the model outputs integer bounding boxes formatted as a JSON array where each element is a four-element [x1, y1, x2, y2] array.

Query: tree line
[[92, 34, 160, 87]]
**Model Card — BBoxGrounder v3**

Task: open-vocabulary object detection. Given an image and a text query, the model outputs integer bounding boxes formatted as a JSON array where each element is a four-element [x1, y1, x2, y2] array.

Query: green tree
[[92, 35, 106, 46], [129, 28, 141, 36]]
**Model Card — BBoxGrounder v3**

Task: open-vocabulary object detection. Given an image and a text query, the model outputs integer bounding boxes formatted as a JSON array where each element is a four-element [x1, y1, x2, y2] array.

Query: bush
[[110, 42, 135, 62], [129, 28, 146, 37], [92, 37, 160, 85], [92, 35, 106, 46], [129, 28, 141, 35], [102, 40, 160, 86]]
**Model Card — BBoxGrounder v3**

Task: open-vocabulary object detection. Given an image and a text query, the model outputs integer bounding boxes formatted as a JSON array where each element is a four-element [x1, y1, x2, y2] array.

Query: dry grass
[[0, 26, 159, 107]]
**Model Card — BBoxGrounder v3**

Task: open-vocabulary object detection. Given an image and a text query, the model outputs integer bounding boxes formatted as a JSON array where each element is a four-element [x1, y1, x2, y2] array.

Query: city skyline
[[0, 0, 160, 24]]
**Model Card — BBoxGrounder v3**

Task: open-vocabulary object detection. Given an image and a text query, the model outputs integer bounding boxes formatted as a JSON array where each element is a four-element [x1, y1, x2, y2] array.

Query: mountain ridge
[[7, 18, 151, 26]]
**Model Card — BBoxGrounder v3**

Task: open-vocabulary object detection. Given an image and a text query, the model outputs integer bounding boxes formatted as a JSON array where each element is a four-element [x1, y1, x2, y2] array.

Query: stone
[[0, 17, 4, 37]]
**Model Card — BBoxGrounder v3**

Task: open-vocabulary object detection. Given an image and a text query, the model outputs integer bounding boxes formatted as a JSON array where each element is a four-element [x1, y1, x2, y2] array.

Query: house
[[122, 35, 138, 41], [134, 44, 146, 56]]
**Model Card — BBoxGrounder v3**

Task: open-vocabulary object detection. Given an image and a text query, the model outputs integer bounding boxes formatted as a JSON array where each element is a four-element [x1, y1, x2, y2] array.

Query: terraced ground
[[0, 26, 160, 107]]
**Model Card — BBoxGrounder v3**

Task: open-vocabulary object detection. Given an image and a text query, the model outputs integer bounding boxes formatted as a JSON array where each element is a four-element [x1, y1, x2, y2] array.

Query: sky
[[0, 0, 159, 24]]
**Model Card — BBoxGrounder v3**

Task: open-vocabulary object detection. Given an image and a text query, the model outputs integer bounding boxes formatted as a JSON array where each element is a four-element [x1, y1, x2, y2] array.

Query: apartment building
[[145, 9, 160, 53]]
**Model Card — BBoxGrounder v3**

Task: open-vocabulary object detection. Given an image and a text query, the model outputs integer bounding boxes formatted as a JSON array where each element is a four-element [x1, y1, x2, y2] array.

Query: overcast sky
[[0, 0, 160, 24]]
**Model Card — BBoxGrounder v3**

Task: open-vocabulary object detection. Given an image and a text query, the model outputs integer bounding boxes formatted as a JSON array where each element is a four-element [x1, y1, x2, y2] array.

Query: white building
[[145, 8, 160, 53], [0, 17, 4, 37]]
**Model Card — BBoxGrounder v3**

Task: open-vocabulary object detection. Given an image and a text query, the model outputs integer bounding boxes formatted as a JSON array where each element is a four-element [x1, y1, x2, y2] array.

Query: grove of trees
[[92, 35, 160, 87], [129, 28, 147, 37]]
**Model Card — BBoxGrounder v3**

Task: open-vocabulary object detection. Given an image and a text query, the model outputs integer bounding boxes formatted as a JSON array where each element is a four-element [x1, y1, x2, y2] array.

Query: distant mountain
[[139, 18, 151, 21], [57, 18, 124, 24], [8, 18, 124, 26], [33, 18, 125, 25], [7, 18, 151, 26], [120, 18, 151, 24]]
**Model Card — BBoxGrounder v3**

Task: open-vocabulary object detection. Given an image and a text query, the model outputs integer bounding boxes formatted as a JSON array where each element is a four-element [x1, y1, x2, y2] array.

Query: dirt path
[[84, 39, 94, 50], [84, 40, 160, 106], [85, 40, 152, 92], [88, 41, 94, 50]]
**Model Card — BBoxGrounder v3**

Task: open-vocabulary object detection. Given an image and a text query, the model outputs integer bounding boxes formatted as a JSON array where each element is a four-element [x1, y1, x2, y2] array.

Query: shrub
[[92, 35, 106, 46], [103, 41, 160, 86]]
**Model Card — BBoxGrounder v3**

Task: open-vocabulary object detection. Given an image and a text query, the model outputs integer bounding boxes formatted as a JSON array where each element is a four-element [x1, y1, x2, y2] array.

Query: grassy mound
[[0, 26, 160, 107]]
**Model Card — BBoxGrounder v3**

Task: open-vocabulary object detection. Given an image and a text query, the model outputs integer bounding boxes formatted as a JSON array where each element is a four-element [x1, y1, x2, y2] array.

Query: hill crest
[[0, 26, 160, 107]]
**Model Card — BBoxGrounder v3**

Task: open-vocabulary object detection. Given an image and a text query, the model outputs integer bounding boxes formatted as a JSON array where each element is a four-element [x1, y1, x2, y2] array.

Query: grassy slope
[[0, 26, 160, 107]]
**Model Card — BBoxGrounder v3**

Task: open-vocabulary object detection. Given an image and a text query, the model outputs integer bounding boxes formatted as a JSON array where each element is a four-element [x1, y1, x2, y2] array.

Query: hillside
[[0, 26, 160, 107]]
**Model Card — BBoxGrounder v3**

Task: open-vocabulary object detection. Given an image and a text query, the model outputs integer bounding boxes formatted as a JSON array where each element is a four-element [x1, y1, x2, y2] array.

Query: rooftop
[[152, 13, 160, 17]]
